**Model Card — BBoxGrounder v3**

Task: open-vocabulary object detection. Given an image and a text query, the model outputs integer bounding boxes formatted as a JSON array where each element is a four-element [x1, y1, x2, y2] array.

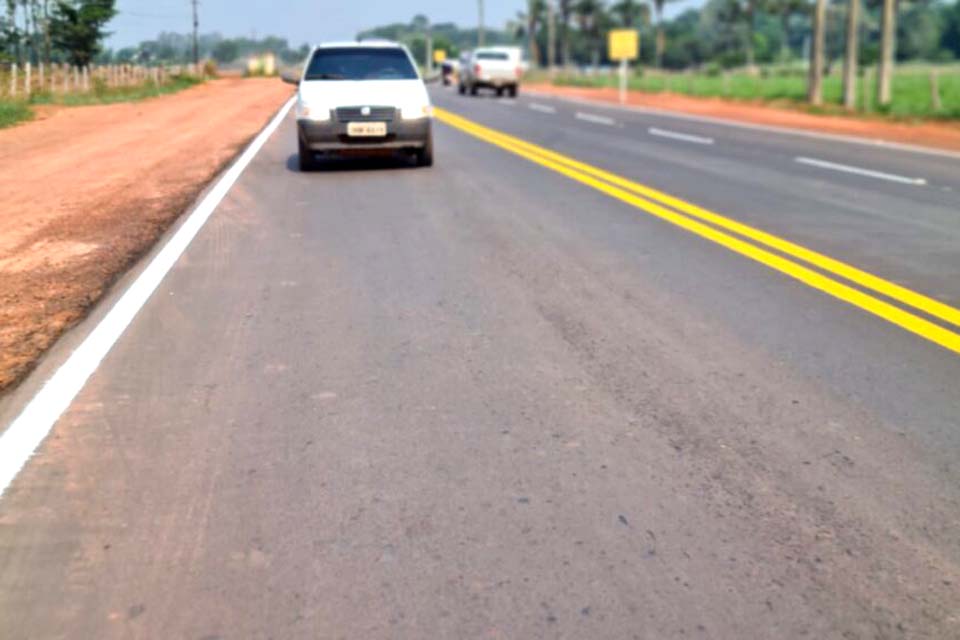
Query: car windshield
[[476, 51, 509, 61], [305, 47, 418, 81]]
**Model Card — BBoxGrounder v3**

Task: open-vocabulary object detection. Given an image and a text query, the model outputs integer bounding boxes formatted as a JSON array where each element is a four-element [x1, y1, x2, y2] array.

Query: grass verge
[[0, 74, 205, 130], [0, 100, 34, 129], [549, 67, 960, 120]]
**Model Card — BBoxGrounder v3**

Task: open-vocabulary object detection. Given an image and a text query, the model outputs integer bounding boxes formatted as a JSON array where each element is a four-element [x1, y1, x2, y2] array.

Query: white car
[[458, 47, 523, 97], [284, 41, 434, 170]]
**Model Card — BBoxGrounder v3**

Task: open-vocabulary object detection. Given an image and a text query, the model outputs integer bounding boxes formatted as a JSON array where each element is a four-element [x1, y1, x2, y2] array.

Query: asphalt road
[[0, 86, 959, 639]]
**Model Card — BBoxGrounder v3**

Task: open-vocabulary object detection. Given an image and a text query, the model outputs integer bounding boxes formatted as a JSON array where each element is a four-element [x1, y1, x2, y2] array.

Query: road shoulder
[[0, 77, 293, 394]]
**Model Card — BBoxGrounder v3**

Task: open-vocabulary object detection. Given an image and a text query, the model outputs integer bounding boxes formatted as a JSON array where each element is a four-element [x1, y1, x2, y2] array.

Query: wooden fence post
[[83, 66, 90, 92]]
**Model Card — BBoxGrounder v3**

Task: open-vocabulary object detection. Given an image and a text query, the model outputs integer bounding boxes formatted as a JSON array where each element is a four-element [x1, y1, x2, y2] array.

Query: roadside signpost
[[433, 50, 447, 64], [608, 29, 639, 105]]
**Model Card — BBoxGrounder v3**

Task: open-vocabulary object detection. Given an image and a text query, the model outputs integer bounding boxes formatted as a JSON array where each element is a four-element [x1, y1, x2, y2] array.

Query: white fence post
[[38, 62, 44, 92], [25, 62, 31, 97], [930, 70, 942, 112], [10, 63, 16, 98]]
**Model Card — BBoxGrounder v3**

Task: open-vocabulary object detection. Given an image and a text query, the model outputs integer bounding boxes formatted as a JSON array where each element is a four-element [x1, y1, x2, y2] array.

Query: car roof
[[315, 40, 404, 49], [472, 47, 521, 57]]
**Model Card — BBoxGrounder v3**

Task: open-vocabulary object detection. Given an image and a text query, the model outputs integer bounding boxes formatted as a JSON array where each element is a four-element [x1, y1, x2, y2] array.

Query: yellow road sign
[[608, 29, 639, 61], [433, 49, 447, 64]]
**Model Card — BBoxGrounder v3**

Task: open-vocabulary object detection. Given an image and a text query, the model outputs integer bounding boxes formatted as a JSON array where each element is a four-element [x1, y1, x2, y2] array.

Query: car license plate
[[347, 122, 387, 137]]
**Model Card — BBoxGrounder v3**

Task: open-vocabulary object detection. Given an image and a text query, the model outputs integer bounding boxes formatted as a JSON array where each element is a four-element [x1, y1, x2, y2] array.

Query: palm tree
[[842, 0, 860, 109], [528, 0, 547, 67], [610, 0, 647, 27], [41, 0, 50, 64], [651, 0, 678, 68], [808, 0, 827, 105], [743, 0, 758, 68], [767, 0, 806, 61], [574, 0, 605, 66], [5, 0, 20, 63], [509, 2, 547, 67], [877, 0, 896, 106], [559, 0, 574, 66]]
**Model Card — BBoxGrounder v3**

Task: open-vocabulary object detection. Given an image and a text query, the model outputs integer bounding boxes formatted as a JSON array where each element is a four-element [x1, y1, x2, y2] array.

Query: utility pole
[[191, 0, 199, 66], [478, 0, 485, 46]]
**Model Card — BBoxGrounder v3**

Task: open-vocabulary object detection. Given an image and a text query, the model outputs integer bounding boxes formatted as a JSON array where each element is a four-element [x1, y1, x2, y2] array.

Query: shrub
[[203, 59, 219, 78]]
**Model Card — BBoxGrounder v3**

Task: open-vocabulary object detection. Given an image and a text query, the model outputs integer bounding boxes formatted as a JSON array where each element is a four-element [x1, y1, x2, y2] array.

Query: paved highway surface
[[1, 85, 959, 638]]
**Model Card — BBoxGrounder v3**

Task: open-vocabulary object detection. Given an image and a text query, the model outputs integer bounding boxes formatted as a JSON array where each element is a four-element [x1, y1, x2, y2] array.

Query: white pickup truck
[[458, 47, 523, 97]]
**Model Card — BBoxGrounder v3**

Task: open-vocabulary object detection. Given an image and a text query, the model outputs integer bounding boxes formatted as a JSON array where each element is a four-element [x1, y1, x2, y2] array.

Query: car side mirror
[[423, 72, 442, 84], [281, 72, 300, 86]]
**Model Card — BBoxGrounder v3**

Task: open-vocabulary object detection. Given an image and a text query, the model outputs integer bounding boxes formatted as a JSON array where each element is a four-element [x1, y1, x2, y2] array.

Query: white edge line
[[0, 96, 297, 498], [525, 89, 960, 162], [648, 127, 715, 145], [575, 111, 617, 126], [528, 103, 557, 114], [795, 156, 927, 185]]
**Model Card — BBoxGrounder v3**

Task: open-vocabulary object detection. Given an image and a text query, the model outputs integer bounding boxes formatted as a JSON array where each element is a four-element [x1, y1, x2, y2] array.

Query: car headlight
[[297, 101, 330, 121], [401, 104, 433, 120]]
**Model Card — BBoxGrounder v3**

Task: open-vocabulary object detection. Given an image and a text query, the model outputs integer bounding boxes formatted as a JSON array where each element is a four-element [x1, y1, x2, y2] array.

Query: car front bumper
[[298, 118, 431, 152]]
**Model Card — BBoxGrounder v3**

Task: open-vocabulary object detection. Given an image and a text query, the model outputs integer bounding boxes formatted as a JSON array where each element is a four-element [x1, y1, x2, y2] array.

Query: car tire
[[469, 83, 478, 96], [416, 129, 434, 168], [298, 139, 316, 172], [496, 87, 504, 97], [458, 83, 465, 95], [508, 84, 518, 98]]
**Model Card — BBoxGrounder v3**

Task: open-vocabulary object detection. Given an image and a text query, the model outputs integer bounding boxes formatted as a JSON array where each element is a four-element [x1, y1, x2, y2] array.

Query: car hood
[[298, 80, 429, 109]]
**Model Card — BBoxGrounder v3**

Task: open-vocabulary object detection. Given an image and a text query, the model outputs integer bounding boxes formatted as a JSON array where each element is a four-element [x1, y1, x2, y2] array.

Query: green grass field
[[0, 74, 205, 130], [551, 66, 960, 120]]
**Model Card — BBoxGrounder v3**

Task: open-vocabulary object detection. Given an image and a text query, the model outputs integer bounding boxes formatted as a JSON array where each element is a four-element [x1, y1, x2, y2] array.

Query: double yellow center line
[[434, 107, 960, 355]]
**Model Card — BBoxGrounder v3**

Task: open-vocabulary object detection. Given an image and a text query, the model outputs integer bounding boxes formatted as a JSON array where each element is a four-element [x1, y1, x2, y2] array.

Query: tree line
[[514, 0, 960, 106], [1, 0, 115, 66], [363, 1, 959, 109], [98, 32, 310, 66]]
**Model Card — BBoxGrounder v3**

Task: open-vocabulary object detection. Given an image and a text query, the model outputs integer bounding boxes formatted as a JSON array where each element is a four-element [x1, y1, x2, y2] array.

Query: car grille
[[335, 106, 396, 122]]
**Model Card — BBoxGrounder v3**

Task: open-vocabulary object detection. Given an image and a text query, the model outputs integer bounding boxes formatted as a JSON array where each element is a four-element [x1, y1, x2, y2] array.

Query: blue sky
[[107, 1, 699, 49]]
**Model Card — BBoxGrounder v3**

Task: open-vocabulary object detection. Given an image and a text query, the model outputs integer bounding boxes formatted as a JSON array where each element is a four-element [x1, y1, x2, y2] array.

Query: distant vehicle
[[283, 41, 433, 170], [441, 59, 459, 86], [459, 47, 523, 97]]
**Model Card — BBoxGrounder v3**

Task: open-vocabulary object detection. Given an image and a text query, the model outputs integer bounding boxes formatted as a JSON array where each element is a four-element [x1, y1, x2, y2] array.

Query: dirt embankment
[[0, 77, 292, 392], [525, 82, 960, 153]]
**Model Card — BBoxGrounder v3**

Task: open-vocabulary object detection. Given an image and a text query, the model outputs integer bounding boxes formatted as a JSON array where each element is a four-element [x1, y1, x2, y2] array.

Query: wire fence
[[0, 62, 204, 101]]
